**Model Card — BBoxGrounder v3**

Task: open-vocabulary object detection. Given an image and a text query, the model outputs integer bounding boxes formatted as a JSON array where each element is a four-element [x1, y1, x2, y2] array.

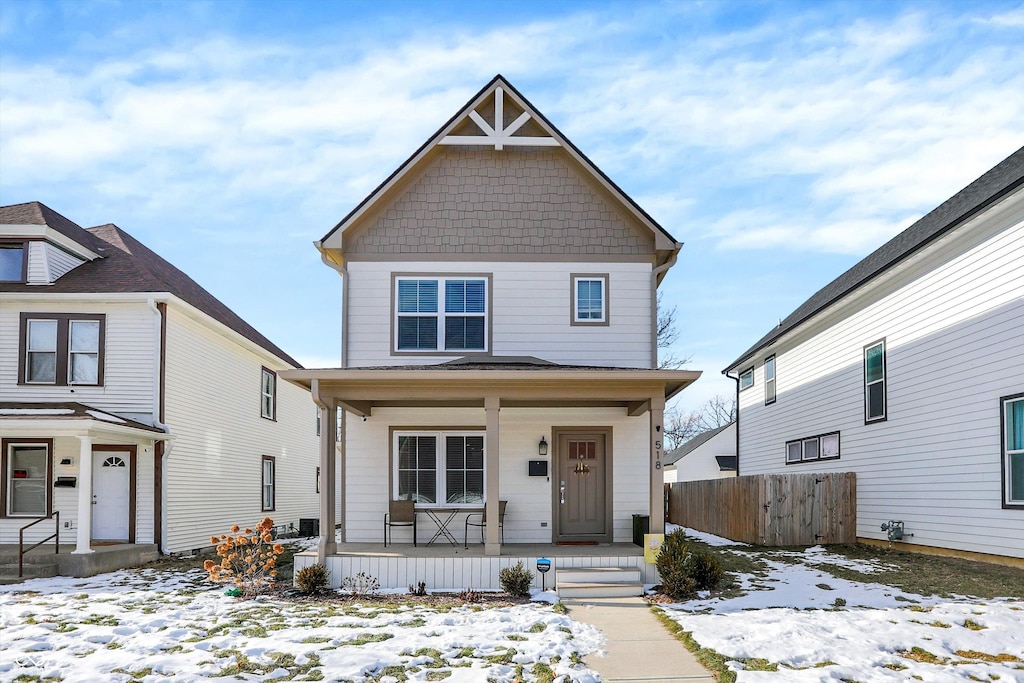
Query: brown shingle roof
[[0, 202, 302, 368]]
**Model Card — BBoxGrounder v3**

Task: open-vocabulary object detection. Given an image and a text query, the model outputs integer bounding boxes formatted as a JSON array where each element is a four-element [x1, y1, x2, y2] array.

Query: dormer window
[[0, 242, 27, 282]]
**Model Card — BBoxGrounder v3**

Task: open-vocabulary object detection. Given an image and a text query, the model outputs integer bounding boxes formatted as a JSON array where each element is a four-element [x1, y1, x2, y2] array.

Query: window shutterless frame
[[18, 313, 105, 386], [570, 273, 609, 326], [1001, 393, 1024, 509], [739, 367, 754, 391], [785, 432, 840, 465], [864, 339, 886, 423], [764, 356, 776, 405], [1, 438, 53, 518], [391, 428, 486, 507], [391, 274, 492, 355], [261, 455, 276, 511], [260, 367, 277, 421], [0, 240, 29, 283]]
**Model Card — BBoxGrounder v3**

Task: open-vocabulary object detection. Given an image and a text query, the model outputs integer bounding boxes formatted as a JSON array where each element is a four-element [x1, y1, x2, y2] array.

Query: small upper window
[[261, 367, 276, 420], [572, 275, 608, 325], [1003, 394, 1024, 508], [739, 367, 754, 391], [864, 340, 886, 423], [764, 356, 776, 405], [0, 243, 27, 282], [19, 313, 104, 386]]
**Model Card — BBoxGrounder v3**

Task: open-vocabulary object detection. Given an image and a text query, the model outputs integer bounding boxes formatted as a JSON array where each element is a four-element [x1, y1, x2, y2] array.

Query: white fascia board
[[0, 224, 103, 260], [0, 418, 172, 440]]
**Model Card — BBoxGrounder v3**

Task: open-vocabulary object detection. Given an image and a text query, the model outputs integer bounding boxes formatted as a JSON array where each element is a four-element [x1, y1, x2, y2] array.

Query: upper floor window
[[2, 439, 52, 517], [261, 367, 277, 420], [864, 340, 886, 423], [764, 356, 776, 405], [1003, 394, 1024, 508], [394, 276, 488, 352], [394, 431, 485, 506], [739, 367, 754, 391], [19, 313, 105, 386], [571, 274, 609, 325], [1, 242, 27, 282]]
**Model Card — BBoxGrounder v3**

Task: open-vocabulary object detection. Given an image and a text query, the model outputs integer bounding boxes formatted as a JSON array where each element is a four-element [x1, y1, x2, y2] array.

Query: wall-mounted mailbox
[[59, 458, 74, 466], [528, 460, 548, 477], [54, 477, 77, 488]]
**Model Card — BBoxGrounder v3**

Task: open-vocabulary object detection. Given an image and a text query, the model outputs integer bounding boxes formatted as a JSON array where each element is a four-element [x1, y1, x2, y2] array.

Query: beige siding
[[343, 406, 650, 545], [346, 261, 654, 368], [162, 306, 319, 552], [737, 193, 1024, 558], [0, 299, 156, 418]]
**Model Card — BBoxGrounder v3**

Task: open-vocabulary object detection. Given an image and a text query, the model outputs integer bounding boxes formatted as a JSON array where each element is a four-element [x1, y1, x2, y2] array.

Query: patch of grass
[[882, 662, 908, 670], [301, 636, 333, 644], [342, 632, 394, 646], [527, 622, 547, 633], [532, 662, 556, 683], [908, 605, 933, 613], [955, 650, 1023, 663], [651, 607, 735, 683], [110, 668, 152, 681], [832, 597, 847, 608], [551, 602, 568, 614], [506, 634, 527, 641], [962, 619, 986, 631], [425, 672, 451, 681], [899, 646, 947, 664], [816, 583, 834, 591], [927, 620, 951, 628], [484, 648, 516, 665], [82, 613, 119, 627]]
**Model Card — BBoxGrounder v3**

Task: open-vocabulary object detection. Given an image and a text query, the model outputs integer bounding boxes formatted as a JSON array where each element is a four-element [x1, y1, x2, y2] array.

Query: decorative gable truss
[[439, 86, 559, 150]]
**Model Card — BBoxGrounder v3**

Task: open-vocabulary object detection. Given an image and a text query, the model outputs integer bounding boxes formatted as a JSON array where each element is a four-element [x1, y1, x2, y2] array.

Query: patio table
[[418, 507, 482, 546]]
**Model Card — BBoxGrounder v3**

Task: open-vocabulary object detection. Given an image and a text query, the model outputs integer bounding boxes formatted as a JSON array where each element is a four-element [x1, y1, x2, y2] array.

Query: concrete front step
[[0, 562, 59, 584], [557, 581, 644, 598], [556, 567, 644, 598]]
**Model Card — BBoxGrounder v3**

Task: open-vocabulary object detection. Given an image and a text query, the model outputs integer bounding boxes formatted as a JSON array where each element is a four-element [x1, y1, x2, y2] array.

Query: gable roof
[[0, 203, 301, 368], [725, 146, 1024, 372], [665, 422, 734, 465], [0, 201, 109, 255], [319, 75, 681, 276]]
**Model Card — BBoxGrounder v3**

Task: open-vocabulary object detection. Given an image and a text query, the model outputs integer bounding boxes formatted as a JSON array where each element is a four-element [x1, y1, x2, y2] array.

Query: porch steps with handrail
[[555, 566, 643, 598], [0, 550, 60, 584]]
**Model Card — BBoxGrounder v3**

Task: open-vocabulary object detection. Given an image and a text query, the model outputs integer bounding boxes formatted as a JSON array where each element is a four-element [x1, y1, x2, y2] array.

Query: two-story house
[[723, 147, 1024, 564], [0, 202, 319, 576], [284, 76, 701, 591]]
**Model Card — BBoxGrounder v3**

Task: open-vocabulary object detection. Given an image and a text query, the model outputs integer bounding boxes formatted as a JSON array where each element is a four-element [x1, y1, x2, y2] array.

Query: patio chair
[[464, 500, 506, 548], [384, 499, 417, 547]]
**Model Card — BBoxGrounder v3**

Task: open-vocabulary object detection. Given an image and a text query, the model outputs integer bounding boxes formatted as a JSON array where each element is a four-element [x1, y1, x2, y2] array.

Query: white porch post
[[316, 390, 337, 563], [484, 395, 501, 556], [649, 393, 666, 534], [75, 436, 94, 554]]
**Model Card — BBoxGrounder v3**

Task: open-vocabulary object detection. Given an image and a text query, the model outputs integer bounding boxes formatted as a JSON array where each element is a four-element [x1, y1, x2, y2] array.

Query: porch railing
[[19, 511, 60, 578]]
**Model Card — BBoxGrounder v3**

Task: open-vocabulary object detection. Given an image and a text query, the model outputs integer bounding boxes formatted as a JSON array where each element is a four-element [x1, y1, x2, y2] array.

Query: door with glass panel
[[554, 429, 609, 542]]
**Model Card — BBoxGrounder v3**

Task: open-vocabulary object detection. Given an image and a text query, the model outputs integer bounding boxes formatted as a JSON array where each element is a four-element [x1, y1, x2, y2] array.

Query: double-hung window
[[395, 276, 488, 352], [764, 356, 776, 405], [571, 274, 608, 325], [19, 313, 104, 386], [261, 455, 276, 511], [261, 368, 276, 420], [864, 340, 886, 423], [2, 439, 52, 517], [394, 431, 485, 506], [1003, 394, 1024, 508]]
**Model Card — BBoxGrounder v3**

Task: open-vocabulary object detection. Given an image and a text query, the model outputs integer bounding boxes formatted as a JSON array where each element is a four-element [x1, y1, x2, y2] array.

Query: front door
[[92, 451, 130, 541], [555, 430, 609, 542]]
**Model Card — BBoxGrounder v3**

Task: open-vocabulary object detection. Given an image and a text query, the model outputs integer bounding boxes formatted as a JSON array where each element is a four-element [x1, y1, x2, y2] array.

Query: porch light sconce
[[538, 437, 548, 456]]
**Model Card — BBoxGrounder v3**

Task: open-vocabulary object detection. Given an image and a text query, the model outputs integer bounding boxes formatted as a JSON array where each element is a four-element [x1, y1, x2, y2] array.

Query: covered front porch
[[281, 359, 700, 582]]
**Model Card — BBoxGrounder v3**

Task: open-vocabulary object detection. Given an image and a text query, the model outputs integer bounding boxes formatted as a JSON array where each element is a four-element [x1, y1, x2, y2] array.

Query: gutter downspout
[[316, 243, 349, 369], [147, 298, 174, 554], [722, 369, 740, 476], [651, 244, 682, 369]]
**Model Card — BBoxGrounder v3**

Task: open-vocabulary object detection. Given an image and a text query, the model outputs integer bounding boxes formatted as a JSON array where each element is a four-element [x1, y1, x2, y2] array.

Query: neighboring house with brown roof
[[663, 422, 736, 484], [283, 76, 701, 591], [723, 147, 1024, 563], [1, 202, 318, 574]]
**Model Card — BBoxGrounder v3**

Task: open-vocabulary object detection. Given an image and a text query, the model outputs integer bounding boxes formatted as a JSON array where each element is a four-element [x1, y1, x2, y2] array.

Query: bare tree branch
[[656, 291, 692, 369], [664, 394, 737, 450]]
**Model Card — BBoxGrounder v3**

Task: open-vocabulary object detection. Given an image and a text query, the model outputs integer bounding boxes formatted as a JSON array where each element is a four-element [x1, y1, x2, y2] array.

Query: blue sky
[[2, 0, 1022, 415]]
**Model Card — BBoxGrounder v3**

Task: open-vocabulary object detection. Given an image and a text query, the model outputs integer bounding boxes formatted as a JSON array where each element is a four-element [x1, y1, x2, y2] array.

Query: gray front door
[[556, 431, 608, 540]]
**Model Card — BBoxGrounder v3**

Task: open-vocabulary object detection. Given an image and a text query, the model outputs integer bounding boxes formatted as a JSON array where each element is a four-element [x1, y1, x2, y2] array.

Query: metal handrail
[[19, 511, 60, 578]]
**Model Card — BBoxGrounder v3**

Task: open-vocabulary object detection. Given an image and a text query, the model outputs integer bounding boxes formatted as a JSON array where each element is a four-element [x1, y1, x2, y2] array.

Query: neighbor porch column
[[75, 436, 94, 554], [649, 393, 666, 534], [484, 395, 501, 556], [315, 386, 337, 562]]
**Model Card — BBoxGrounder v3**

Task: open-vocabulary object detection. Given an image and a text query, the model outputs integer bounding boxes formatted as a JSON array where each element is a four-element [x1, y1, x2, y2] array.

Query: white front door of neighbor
[[92, 451, 130, 541]]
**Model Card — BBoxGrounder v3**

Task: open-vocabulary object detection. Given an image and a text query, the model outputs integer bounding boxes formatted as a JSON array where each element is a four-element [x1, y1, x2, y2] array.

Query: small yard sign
[[644, 533, 664, 564]]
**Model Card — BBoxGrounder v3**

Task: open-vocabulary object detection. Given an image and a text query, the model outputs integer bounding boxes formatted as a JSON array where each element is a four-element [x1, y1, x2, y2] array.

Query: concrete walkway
[[564, 597, 716, 683]]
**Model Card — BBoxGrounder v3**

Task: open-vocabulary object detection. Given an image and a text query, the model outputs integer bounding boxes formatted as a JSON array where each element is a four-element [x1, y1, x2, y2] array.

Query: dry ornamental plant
[[204, 516, 284, 597]]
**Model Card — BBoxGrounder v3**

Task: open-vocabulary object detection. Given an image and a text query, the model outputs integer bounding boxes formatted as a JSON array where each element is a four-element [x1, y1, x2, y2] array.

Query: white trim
[[572, 276, 607, 323], [0, 224, 103, 260]]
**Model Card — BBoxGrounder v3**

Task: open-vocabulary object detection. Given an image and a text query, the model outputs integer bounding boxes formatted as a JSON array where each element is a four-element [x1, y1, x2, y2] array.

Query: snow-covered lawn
[[660, 528, 1024, 682], [0, 565, 602, 682]]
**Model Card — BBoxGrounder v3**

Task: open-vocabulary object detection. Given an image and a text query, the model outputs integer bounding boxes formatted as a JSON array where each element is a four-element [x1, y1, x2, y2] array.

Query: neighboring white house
[[724, 147, 1024, 563], [0, 202, 319, 573], [663, 422, 736, 484], [283, 75, 701, 566]]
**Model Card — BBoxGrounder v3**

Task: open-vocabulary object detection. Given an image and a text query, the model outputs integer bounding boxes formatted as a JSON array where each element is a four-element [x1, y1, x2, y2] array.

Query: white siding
[[343, 406, 650, 545], [664, 424, 737, 484], [0, 299, 156, 418], [45, 243, 85, 282], [162, 306, 319, 552], [736, 192, 1024, 559], [345, 261, 654, 368], [26, 242, 49, 284]]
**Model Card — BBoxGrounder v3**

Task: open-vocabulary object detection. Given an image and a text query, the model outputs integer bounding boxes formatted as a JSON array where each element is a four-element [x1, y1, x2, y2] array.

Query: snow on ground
[[660, 535, 1024, 682], [0, 565, 603, 682], [667, 523, 749, 547]]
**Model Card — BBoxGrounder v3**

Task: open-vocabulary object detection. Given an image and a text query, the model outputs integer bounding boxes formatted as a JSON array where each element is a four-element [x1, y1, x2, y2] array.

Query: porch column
[[649, 393, 666, 534], [75, 436, 94, 554], [484, 395, 501, 556], [317, 394, 338, 562]]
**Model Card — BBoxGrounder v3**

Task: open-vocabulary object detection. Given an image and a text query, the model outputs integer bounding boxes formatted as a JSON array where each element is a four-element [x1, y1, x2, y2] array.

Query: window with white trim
[[20, 313, 105, 386], [739, 367, 754, 391], [786, 432, 840, 464], [262, 455, 275, 511], [261, 367, 276, 420], [764, 356, 776, 405], [864, 340, 886, 423], [395, 277, 487, 352], [1003, 394, 1024, 507], [572, 275, 608, 324], [394, 431, 485, 506], [3, 439, 51, 517]]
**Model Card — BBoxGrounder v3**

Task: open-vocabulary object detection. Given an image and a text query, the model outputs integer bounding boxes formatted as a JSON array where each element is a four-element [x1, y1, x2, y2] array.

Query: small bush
[[459, 587, 481, 603], [656, 529, 696, 601], [295, 563, 330, 595], [499, 561, 533, 597], [203, 517, 284, 597], [341, 572, 379, 595], [409, 581, 427, 596], [685, 549, 724, 591]]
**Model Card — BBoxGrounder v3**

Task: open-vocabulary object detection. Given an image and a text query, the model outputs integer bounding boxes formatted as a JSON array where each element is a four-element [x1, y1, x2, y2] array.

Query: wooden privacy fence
[[665, 472, 857, 546]]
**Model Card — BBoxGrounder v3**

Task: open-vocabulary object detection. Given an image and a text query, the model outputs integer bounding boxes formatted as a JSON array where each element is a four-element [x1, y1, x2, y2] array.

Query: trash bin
[[632, 514, 649, 547], [299, 518, 320, 537]]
